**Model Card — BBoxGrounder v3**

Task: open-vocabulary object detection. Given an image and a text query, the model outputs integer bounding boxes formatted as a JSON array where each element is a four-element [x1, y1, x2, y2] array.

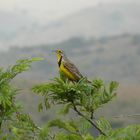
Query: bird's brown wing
[[63, 59, 83, 79]]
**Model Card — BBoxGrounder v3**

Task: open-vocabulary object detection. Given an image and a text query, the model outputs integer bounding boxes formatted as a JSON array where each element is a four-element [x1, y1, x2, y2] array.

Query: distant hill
[[41, 2, 140, 43], [0, 2, 140, 48], [1, 34, 139, 127], [1, 1, 140, 127], [0, 34, 140, 84]]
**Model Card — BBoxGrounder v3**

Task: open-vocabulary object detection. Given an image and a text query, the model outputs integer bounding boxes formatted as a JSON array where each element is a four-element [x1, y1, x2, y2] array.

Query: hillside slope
[[0, 34, 140, 84]]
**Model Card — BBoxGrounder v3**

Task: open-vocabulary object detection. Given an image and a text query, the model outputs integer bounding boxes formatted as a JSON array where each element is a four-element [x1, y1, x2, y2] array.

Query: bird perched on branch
[[54, 49, 84, 82]]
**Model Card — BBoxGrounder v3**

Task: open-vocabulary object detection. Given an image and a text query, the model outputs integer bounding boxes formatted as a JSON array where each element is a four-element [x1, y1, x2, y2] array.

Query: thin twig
[[0, 120, 2, 129], [90, 111, 94, 120], [113, 114, 140, 118], [72, 103, 106, 136]]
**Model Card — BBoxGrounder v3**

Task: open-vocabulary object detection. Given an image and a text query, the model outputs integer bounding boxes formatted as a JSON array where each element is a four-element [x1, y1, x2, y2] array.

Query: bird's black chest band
[[58, 56, 62, 67]]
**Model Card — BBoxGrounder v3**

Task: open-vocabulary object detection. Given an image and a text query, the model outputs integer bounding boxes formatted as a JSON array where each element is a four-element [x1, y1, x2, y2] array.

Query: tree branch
[[72, 103, 106, 136], [90, 110, 94, 120], [113, 114, 140, 118]]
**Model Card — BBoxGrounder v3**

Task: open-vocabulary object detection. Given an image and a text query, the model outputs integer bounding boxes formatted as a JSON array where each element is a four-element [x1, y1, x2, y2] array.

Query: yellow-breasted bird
[[54, 50, 83, 82]]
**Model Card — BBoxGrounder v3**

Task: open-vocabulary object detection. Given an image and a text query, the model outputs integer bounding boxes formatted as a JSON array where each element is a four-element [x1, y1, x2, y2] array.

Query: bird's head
[[53, 49, 64, 60]]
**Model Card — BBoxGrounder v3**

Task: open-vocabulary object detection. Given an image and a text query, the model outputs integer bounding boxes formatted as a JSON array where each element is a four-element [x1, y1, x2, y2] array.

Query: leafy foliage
[[0, 58, 43, 139], [96, 125, 140, 140], [33, 78, 118, 113], [32, 77, 117, 137], [0, 57, 140, 140], [33, 75, 140, 140]]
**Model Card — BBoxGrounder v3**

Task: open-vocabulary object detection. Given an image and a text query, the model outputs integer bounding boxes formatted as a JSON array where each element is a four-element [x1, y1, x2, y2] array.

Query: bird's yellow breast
[[60, 63, 76, 81]]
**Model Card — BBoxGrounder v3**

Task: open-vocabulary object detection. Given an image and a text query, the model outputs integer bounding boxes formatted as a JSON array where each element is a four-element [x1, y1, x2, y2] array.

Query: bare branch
[[72, 102, 106, 136], [113, 114, 140, 118]]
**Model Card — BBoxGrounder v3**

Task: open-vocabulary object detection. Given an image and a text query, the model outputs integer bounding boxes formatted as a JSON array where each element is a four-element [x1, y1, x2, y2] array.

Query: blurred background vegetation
[[0, 0, 140, 131]]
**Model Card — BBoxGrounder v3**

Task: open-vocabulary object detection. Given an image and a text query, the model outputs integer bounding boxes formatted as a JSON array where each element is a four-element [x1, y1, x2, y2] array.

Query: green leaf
[[68, 120, 79, 132], [59, 103, 72, 115], [96, 117, 112, 134], [78, 119, 92, 134], [48, 119, 79, 134], [44, 98, 51, 109], [39, 125, 50, 140], [38, 103, 43, 112], [109, 81, 119, 93], [55, 132, 68, 140], [48, 119, 67, 130], [55, 132, 82, 140], [30, 57, 44, 61], [84, 133, 94, 140], [67, 134, 82, 140], [92, 79, 104, 88]]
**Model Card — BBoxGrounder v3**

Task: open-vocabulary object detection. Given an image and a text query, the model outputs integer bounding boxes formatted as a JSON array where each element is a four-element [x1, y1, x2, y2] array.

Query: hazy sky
[[0, 0, 128, 24], [0, 0, 138, 50]]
